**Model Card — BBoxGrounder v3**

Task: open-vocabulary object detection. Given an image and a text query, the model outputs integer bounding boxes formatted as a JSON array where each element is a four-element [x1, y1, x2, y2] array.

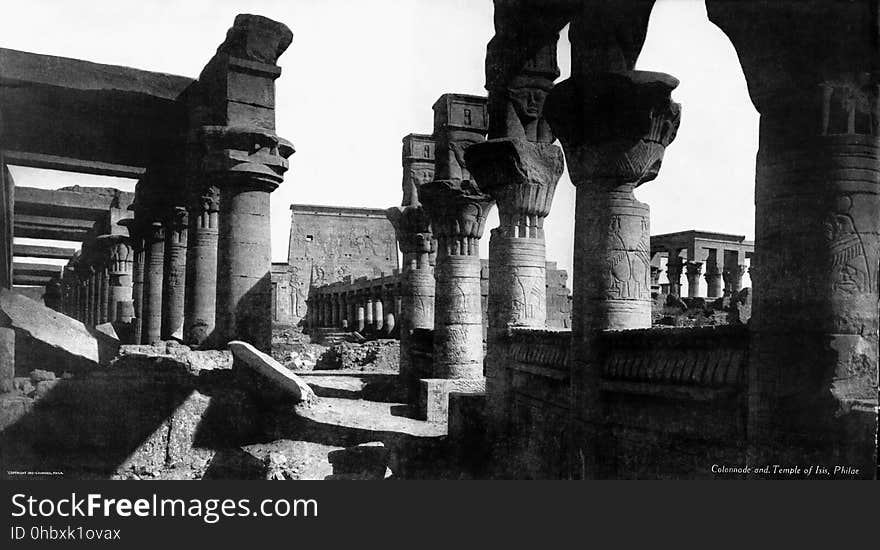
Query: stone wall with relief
[[286, 205, 399, 323]]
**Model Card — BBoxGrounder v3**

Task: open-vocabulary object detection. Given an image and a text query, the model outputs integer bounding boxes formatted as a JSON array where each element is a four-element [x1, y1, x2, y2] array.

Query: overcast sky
[[3, 0, 758, 288]]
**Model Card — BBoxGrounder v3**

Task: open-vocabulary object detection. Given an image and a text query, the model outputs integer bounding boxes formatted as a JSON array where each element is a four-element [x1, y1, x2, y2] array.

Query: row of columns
[[657, 258, 748, 298], [307, 286, 400, 335], [57, 235, 134, 329], [50, 15, 295, 354]]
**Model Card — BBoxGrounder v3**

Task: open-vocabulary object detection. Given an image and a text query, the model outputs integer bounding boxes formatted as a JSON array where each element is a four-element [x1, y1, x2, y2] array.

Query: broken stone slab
[[326, 441, 391, 480], [229, 340, 318, 405], [0, 288, 119, 368], [94, 322, 119, 340]]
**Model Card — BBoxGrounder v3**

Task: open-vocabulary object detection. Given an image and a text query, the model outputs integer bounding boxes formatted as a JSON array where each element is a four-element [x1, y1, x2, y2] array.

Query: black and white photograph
[[0, 0, 877, 493]]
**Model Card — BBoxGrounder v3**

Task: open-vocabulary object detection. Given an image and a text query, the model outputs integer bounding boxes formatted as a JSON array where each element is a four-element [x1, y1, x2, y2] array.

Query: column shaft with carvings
[[546, 5, 681, 476], [388, 133, 437, 400], [666, 254, 683, 297], [183, 184, 220, 346], [120, 219, 146, 343], [141, 221, 165, 344], [709, 0, 878, 476], [98, 235, 134, 326], [161, 207, 188, 340], [421, 94, 491, 381], [467, 37, 564, 427]]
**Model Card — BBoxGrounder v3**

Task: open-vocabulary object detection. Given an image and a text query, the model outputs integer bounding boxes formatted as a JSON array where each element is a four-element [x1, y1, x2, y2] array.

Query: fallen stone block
[[94, 322, 119, 340], [418, 377, 486, 423], [229, 340, 318, 405], [0, 288, 119, 369], [29, 369, 56, 383], [327, 441, 390, 480]]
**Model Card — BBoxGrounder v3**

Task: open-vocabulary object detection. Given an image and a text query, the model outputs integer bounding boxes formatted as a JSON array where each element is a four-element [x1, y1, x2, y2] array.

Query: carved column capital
[[432, 94, 489, 185], [96, 234, 133, 277], [685, 261, 703, 277], [546, 70, 681, 188], [189, 126, 294, 192], [419, 180, 494, 258], [386, 205, 434, 256]]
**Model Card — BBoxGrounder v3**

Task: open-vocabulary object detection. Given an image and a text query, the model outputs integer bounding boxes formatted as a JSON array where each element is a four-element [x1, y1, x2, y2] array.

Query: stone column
[[546, 33, 681, 475], [709, 0, 878, 475], [190, 15, 294, 352], [421, 180, 494, 380], [98, 235, 134, 324], [685, 261, 703, 298], [0, 326, 13, 394], [98, 264, 110, 324], [364, 294, 374, 333], [704, 267, 722, 299], [387, 204, 435, 399], [141, 221, 165, 344], [355, 301, 365, 333], [467, 133, 564, 426], [650, 265, 662, 293], [184, 185, 220, 346], [120, 219, 146, 343], [373, 295, 384, 333], [665, 254, 684, 297], [161, 207, 187, 340]]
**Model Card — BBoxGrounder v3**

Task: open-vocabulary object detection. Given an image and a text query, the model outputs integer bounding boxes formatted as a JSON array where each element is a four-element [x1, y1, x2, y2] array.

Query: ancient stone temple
[[285, 205, 399, 324], [0, 1, 875, 482], [0, 14, 295, 353]]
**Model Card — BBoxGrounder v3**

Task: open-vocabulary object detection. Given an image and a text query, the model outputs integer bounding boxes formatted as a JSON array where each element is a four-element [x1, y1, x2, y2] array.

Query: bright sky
[[2, 0, 758, 288]]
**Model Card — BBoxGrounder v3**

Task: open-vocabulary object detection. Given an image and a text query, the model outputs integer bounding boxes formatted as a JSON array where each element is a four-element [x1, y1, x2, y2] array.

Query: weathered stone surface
[[418, 377, 486, 423], [0, 288, 119, 368], [0, 393, 33, 432], [229, 340, 318, 405], [94, 322, 118, 340], [0, 327, 13, 392]]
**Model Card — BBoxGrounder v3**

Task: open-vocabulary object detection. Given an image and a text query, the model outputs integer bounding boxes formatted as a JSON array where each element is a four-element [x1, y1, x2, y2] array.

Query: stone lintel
[[13, 214, 95, 241], [12, 244, 76, 260], [13, 186, 133, 222]]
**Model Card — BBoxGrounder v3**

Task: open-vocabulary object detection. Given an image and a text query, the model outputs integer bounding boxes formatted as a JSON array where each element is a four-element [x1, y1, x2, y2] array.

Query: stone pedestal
[[184, 185, 220, 346], [141, 222, 165, 344], [466, 137, 564, 425], [685, 261, 703, 298]]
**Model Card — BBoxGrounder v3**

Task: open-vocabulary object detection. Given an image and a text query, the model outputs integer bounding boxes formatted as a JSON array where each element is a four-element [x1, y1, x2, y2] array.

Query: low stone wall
[[597, 326, 749, 478], [482, 325, 750, 479], [505, 328, 571, 479]]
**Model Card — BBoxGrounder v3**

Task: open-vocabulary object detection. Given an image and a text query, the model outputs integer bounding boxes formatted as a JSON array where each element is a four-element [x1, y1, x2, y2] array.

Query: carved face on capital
[[406, 166, 434, 188], [508, 84, 549, 121]]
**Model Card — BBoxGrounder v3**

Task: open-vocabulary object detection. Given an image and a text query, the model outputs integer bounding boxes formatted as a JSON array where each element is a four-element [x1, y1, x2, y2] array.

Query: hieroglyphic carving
[[605, 215, 651, 301]]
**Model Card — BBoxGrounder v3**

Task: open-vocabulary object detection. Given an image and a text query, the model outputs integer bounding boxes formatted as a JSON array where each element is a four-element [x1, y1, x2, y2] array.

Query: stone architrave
[[386, 204, 435, 400], [708, 0, 878, 476], [190, 15, 294, 352], [161, 206, 188, 340], [141, 221, 165, 344], [546, 5, 681, 474], [183, 184, 220, 346], [685, 261, 703, 298]]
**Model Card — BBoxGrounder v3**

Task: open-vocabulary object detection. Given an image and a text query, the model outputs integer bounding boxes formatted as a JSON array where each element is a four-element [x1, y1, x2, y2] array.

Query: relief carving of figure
[[501, 75, 554, 143], [824, 196, 870, 295], [606, 216, 650, 300], [402, 165, 435, 207]]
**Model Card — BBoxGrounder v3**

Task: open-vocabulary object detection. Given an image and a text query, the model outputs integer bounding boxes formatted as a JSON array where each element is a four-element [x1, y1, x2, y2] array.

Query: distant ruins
[[0, 1, 876, 480]]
